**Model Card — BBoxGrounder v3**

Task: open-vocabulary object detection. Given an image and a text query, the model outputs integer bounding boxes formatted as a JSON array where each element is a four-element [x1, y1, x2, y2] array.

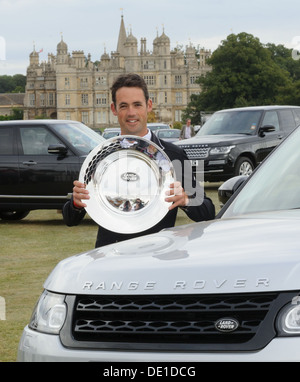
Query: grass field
[[0, 183, 221, 362]]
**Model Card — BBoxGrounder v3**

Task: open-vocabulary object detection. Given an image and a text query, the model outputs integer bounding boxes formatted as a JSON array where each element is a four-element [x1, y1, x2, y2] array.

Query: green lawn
[[0, 183, 221, 362]]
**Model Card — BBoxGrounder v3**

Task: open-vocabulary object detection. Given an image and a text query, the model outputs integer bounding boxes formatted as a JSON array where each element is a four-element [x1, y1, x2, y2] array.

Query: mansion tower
[[24, 16, 211, 128]]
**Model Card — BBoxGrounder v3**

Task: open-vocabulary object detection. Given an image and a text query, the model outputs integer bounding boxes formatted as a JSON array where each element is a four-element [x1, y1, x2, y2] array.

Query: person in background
[[63, 73, 215, 247], [180, 118, 195, 139]]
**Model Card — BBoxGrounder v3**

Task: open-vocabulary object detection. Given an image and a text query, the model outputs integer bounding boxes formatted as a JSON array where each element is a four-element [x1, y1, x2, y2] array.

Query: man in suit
[[180, 118, 195, 139], [63, 73, 215, 247]]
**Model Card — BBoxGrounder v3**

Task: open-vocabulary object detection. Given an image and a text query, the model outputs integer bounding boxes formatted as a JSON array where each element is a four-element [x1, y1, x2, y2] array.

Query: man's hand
[[165, 181, 189, 210], [72, 180, 90, 208]]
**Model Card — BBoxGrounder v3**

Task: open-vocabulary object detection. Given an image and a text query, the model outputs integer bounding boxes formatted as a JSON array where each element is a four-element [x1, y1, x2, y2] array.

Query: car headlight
[[29, 290, 67, 334], [210, 145, 235, 155], [276, 297, 300, 336]]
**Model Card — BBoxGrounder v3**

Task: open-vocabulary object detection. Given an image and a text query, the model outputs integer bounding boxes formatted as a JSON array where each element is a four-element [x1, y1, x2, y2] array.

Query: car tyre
[[234, 157, 254, 176], [0, 211, 30, 220]]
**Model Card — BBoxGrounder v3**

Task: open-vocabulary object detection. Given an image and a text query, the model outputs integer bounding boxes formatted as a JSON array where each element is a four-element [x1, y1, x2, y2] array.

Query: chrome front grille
[[181, 145, 209, 159]]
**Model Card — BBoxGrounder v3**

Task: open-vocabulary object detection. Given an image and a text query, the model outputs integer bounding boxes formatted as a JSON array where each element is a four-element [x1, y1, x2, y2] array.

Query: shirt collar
[[143, 129, 152, 140]]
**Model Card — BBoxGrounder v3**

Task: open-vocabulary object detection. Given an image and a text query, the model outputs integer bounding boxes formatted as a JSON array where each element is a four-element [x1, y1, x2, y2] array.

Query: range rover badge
[[121, 172, 139, 182], [215, 318, 239, 332]]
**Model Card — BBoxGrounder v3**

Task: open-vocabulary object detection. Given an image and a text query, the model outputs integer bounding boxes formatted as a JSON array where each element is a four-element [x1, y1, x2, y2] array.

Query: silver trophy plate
[[79, 135, 176, 233]]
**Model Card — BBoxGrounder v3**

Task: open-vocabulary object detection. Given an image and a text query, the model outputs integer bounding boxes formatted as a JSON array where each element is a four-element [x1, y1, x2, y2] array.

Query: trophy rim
[[79, 135, 176, 233]]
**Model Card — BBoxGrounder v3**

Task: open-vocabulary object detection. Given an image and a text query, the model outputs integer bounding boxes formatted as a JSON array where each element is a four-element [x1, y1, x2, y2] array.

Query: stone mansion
[[24, 16, 211, 128]]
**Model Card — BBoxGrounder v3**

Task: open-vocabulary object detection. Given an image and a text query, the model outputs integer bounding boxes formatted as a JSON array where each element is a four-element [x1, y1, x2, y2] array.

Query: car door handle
[[22, 161, 38, 166], [277, 134, 284, 139]]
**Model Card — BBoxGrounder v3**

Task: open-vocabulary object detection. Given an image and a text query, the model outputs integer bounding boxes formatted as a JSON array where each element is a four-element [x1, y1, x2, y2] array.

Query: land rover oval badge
[[121, 172, 139, 182], [215, 318, 239, 332]]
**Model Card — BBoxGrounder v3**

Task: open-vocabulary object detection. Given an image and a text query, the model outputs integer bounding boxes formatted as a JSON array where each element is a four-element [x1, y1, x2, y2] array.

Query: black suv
[[0, 120, 105, 220], [175, 106, 300, 182]]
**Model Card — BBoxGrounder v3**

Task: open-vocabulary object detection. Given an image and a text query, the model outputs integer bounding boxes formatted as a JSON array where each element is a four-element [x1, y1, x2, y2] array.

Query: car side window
[[292, 109, 300, 128], [20, 127, 60, 155], [261, 111, 279, 131], [0, 127, 14, 155], [278, 109, 296, 133]]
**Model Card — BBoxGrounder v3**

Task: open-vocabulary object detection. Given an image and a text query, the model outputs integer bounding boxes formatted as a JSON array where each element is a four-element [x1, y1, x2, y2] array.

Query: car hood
[[44, 209, 300, 295], [176, 134, 253, 146]]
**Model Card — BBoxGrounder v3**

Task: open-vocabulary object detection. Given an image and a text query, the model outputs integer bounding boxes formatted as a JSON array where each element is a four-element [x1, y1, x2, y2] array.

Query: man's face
[[111, 87, 152, 136]]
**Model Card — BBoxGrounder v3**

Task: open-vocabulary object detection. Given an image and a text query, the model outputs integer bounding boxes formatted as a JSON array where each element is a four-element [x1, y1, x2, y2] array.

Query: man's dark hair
[[111, 73, 149, 106]]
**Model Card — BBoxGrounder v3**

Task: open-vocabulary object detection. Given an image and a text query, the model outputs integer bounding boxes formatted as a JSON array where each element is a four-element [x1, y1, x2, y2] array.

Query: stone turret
[[72, 50, 85, 68], [124, 29, 138, 56], [56, 36, 68, 64], [100, 47, 111, 69], [185, 43, 198, 67], [153, 28, 170, 56], [29, 46, 39, 67]]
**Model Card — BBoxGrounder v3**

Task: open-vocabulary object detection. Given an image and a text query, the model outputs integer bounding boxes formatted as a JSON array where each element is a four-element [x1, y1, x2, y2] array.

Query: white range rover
[[18, 125, 300, 362]]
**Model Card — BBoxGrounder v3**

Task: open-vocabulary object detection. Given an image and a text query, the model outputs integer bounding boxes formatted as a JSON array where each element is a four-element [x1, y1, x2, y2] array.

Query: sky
[[1, 0, 300, 76]]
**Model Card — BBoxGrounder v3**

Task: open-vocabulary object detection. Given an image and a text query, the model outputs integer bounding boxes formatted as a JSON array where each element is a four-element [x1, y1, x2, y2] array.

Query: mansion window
[[81, 94, 89, 106], [149, 92, 157, 104], [143, 75, 156, 85], [96, 93, 107, 105], [65, 94, 70, 105], [190, 76, 198, 84], [96, 111, 107, 123], [175, 109, 182, 122], [175, 75, 182, 85], [80, 77, 89, 88], [142, 60, 155, 70], [81, 112, 89, 124], [95, 76, 107, 85], [175, 92, 182, 104], [48, 93, 54, 106], [65, 77, 70, 88], [40, 94, 45, 106], [47, 82, 56, 89], [29, 94, 35, 106]]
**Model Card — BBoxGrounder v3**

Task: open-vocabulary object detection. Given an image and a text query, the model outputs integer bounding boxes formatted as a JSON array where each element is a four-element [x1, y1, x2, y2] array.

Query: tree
[[0, 108, 23, 120], [266, 43, 300, 81], [0, 74, 26, 93], [185, 33, 295, 121], [11, 108, 23, 119], [0, 75, 14, 93]]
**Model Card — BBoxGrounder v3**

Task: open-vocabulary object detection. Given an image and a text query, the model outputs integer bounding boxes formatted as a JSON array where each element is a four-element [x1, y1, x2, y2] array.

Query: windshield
[[52, 122, 104, 155], [222, 126, 300, 217], [157, 130, 180, 138], [197, 110, 263, 136], [147, 124, 170, 131], [103, 131, 120, 139]]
